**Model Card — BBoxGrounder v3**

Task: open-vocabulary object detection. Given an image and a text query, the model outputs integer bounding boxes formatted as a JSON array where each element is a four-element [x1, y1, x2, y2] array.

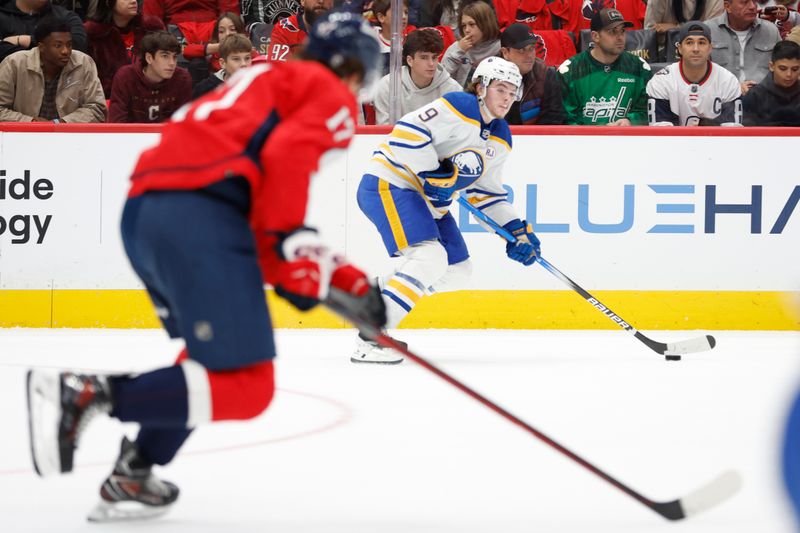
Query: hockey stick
[[456, 196, 716, 358], [324, 288, 742, 521]]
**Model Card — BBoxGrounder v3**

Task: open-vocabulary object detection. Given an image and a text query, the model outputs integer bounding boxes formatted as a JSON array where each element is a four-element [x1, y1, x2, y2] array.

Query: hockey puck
[[665, 355, 682, 361]]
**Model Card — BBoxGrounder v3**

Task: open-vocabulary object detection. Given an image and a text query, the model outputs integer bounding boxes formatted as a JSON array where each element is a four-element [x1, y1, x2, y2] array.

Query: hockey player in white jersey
[[646, 21, 743, 126], [353, 57, 540, 363]]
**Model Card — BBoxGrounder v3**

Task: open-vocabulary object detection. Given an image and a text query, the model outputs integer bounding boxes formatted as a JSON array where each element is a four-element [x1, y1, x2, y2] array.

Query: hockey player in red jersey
[[267, 0, 332, 61], [26, 10, 382, 522]]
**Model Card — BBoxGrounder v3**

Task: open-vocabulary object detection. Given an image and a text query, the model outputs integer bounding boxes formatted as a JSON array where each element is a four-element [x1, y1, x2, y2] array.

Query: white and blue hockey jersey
[[366, 91, 519, 227], [646, 61, 743, 126]]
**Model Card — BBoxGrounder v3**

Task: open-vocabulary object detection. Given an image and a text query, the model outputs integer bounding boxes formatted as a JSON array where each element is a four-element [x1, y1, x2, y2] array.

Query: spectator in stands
[[419, 0, 464, 30], [647, 21, 742, 125], [743, 39, 800, 124], [789, 24, 800, 44], [192, 32, 252, 98], [644, 0, 725, 34], [144, 0, 238, 84], [109, 30, 191, 122], [442, 0, 500, 86], [557, 8, 652, 125], [85, 0, 165, 99], [372, 28, 461, 124], [0, 0, 87, 64], [370, 0, 456, 75], [187, 12, 259, 74], [707, 0, 781, 94], [372, 0, 410, 76], [499, 22, 563, 124], [0, 16, 106, 122], [267, 0, 332, 61]]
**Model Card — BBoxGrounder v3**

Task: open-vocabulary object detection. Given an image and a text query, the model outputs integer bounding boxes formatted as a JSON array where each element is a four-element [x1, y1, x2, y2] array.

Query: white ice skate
[[351, 334, 405, 365]]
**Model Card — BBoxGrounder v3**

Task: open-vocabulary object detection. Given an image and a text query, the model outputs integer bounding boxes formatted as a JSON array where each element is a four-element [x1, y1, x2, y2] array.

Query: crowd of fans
[[0, 0, 797, 125]]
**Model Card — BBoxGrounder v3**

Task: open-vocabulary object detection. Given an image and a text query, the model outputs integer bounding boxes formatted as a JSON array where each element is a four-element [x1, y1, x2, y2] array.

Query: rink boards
[[0, 124, 797, 329]]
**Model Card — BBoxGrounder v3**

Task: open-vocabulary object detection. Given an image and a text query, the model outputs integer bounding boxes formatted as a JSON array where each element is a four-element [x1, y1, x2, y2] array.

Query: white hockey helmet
[[471, 57, 523, 101]]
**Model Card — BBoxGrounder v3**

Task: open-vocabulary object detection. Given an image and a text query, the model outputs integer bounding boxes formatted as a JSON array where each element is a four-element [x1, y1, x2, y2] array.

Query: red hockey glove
[[272, 228, 386, 328]]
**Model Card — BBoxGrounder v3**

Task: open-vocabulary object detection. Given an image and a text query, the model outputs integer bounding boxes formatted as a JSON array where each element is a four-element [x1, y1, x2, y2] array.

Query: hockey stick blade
[[455, 197, 717, 358], [324, 289, 740, 521], [639, 332, 717, 356], [652, 470, 743, 520]]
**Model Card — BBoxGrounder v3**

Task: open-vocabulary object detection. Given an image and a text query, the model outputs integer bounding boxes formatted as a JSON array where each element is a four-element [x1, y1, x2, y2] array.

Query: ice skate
[[26, 371, 112, 477], [87, 436, 179, 523], [351, 332, 405, 365]]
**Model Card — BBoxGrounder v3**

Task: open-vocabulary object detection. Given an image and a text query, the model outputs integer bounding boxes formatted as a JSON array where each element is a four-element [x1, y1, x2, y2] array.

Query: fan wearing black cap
[[498, 23, 564, 125], [556, 8, 652, 125], [646, 20, 742, 125]]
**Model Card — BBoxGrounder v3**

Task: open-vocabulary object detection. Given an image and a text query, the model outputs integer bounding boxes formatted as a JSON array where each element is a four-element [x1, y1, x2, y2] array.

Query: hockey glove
[[272, 228, 383, 322], [503, 219, 541, 266], [420, 158, 458, 203]]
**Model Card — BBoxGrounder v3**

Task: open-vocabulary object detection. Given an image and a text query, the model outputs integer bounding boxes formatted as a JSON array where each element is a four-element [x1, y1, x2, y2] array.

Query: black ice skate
[[26, 371, 112, 477], [351, 331, 406, 365], [87, 436, 179, 522]]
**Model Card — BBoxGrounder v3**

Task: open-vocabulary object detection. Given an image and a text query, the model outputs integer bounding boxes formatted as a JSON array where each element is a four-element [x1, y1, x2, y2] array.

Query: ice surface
[[0, 328, 798, 532]]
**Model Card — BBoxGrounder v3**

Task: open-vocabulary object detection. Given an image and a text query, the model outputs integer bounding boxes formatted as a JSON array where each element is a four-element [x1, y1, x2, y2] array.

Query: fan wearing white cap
[[352, 56, 541, 364], [646, 20, 743, 126]]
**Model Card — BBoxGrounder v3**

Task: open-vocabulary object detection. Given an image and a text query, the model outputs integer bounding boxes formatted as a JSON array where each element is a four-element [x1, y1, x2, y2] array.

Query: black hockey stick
[[324, 288, 741, 521], [456, 197, 716, 358]]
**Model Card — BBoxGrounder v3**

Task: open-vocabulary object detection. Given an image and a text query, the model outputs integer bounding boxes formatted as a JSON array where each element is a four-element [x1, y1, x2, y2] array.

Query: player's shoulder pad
[[489, 119, 512, 150], [557, 58, 572, 74], [441, 91, 482, 123]]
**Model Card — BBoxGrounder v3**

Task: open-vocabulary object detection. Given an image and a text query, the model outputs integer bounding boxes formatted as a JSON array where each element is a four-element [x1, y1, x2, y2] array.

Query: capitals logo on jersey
[[279, 16, 300, 32], [451, 150, 485, 189], [582, 0, 616, 21]]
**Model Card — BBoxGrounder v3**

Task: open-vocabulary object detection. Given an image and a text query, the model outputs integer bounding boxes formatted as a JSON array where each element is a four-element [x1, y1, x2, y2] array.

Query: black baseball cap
[[590, 8, 634, 32], [501, 23, 537, 49], [678, 21, 711, 43]]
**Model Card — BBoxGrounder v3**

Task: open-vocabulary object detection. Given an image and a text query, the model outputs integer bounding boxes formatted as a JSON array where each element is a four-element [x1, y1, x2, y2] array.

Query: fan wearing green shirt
[[557, 8, 653, 125]]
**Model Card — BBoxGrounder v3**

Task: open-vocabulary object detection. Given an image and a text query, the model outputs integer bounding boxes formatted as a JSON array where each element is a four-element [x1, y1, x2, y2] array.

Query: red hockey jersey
[[266, 13, 307, 62], [129, 61, 358, 279], [549, 0, 646, 33], [143, 0, 238, 25]]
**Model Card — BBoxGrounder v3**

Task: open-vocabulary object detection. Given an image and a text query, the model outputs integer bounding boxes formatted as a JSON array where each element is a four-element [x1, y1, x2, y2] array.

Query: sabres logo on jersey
[[451, 150, 485, 189], [279, 16, 300, 32]]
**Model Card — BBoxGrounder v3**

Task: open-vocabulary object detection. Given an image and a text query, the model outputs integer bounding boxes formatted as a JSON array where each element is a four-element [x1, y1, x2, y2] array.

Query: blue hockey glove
[[503, 219, 540, 266], [420, 159, 458, 203]]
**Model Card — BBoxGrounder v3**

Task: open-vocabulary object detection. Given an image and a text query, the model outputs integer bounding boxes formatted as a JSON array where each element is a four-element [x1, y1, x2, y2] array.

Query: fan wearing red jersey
[[26, 10, 382, 523], [267, 0, 332, 62]]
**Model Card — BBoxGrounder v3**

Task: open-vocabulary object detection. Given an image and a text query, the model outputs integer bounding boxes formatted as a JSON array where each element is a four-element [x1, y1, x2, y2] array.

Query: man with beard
[[0, 15, 105, 122], [557, 8, 652, 125], [267, 0, 331, 61]]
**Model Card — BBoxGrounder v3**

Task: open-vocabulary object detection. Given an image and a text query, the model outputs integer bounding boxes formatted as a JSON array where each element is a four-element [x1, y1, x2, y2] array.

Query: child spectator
[[85, 0, 165, 99], [185, 11, 257, 74], [372, 28, 462, 124], [743, 39, 800, 124], [109, 30, 191, 122], [442, 0, 500, 86], [143, 0, 239, 84], [0, 15, 106, 122], [192, 32, 252, 98]]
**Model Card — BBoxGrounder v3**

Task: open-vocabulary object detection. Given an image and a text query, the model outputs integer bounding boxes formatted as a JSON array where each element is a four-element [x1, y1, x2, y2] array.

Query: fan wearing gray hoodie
[[373, 28, 462, 125], [441, 0, 500, 86]]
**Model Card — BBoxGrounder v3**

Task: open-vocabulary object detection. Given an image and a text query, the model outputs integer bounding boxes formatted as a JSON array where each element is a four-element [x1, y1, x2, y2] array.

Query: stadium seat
[[578, 28, 661, 64]]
